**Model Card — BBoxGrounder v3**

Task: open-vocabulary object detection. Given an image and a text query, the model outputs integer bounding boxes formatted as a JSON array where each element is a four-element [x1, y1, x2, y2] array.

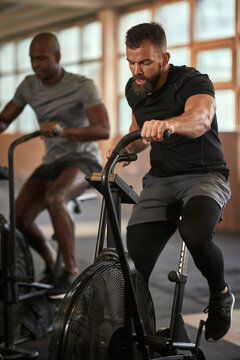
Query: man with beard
[[108, 22, 234, 342], [0, 32, 110, 298]]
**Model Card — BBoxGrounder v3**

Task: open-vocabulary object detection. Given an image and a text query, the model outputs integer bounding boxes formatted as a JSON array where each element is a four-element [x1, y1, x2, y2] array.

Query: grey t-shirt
[[13, 70, 103, 166]]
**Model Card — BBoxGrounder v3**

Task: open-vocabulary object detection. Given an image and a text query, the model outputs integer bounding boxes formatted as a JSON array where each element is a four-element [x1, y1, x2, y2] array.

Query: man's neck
[[42, 67, 64, 86], [154, 64, 170, 92]]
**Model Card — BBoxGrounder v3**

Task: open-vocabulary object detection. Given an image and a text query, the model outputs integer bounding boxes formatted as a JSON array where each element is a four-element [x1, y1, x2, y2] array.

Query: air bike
[[0, 129, 97, 359], [48, 130, 206, 360]]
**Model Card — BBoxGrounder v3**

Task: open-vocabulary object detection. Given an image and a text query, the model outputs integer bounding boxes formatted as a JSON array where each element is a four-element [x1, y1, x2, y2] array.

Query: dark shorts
[[31, 158, 102, 181], [128, 172, 231, 227]]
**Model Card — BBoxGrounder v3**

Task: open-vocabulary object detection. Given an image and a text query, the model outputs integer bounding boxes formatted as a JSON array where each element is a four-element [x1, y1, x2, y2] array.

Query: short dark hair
[[125, 21, 167, 50], [31, 32, 60, 53]]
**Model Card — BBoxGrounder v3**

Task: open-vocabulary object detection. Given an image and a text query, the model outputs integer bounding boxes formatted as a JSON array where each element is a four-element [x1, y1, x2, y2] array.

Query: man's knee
[[44, 191, 64, 211], [16, 211, 32, 230], [179, 196, 221, 248], [178, 219, 215, 252]]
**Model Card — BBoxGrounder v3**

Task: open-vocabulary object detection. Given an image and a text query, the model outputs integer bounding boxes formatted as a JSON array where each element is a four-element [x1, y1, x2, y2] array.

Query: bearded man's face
[[126, 40, 166, 97]]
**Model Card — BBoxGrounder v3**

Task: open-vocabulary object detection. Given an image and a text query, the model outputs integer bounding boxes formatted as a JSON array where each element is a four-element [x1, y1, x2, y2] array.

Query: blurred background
[[0, 0, 240, 232]]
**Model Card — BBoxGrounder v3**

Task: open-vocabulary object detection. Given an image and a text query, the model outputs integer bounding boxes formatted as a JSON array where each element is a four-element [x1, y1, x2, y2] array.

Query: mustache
[[133, 74, 148, 81]]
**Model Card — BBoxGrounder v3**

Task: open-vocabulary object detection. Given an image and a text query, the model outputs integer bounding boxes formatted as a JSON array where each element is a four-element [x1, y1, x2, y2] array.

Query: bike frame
[[1, 131, 50, 359], [101, 130, 205, 360]]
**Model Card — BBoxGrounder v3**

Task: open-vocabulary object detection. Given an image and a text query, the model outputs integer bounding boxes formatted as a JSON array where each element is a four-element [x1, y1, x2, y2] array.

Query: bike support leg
[[0, 222, 38, 359]]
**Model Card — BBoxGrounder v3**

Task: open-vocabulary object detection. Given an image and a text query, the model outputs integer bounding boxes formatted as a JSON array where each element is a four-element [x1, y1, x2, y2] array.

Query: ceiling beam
[[0, 7, 89, 41], [6, 0, 106, 9], [0, 5, 38, 21], [106, 0, 149, 6]]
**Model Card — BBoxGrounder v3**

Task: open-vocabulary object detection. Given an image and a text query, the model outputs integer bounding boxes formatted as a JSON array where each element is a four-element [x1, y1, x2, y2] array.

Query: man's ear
[[163, 52, 170, 66], [55, 51, 61, 63]]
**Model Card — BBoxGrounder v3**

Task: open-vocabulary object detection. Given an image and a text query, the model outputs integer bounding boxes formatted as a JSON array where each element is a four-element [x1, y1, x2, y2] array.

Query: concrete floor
[[0, 181, 240, 359]]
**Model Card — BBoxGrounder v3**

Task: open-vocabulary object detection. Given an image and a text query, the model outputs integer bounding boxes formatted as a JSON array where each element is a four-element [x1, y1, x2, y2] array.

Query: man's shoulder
[[170, 64, 212, 91], [63, 71, 94, 86], [171, 64, 203, 81], [15, 74, 41, 96], [170, 64, 214, 102], [18, 73, 37, 86], [61, 70, 102, 105]]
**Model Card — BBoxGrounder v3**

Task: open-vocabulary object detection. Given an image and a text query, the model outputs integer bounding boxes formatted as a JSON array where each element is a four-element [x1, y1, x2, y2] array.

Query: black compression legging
[[127, 196, 226, 295]]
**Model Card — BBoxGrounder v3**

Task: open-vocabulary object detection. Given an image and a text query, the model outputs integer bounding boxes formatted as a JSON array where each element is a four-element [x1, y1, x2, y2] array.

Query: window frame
[[117, 0, 240, 133]]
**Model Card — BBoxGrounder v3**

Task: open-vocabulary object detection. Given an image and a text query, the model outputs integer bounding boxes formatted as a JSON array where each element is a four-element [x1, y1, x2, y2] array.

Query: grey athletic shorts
[[31, 158, 102, 181], [128, 172, 231, 227]]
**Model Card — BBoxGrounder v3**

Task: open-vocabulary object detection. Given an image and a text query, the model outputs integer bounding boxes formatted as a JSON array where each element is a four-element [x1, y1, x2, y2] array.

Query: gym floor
[[0, 182, 239, 360]]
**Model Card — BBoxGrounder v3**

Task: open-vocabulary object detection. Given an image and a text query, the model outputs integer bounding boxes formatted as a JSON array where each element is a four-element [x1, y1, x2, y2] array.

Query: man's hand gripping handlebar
[[106, 129, 171, 167], [40, 122, 63, 138]]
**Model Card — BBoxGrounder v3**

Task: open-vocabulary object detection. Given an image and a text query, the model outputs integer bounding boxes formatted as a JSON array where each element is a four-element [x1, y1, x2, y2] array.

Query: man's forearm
[[61, 124, 110, 141]]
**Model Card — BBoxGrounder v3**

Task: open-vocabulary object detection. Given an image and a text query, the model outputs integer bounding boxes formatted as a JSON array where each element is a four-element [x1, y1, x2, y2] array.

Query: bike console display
[[86, 172, 139, 204]]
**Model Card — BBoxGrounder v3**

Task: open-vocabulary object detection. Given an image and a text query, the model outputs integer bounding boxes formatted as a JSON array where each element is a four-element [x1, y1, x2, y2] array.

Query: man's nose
[[31, 59, 40, 69], [133, 63, 143, 75]]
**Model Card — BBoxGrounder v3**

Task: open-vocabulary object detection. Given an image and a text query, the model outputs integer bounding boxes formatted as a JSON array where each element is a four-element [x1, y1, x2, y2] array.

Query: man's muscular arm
[[61, 103, 110, 141], [141, 94, 215, 145]]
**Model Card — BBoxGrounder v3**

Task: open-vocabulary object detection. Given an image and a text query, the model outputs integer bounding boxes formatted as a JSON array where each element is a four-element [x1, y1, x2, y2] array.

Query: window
[[169, 48, 191, 67], [194, 0, 235, 41], [17, 38, 32, 71], [118, 10, 151, 54], [82, 22, 102, 60], [58, 27, 81, 63], [58, 21, 102, 87], [0, 21, 102, 134], [119, 97, 132, 134], [155, 1, 190, 47], [0, 43, 15, 72], [118, 56, 132, 95], [0, 75, 16, 102], [196, 48, 232, 83], [82, 62, 101, 89], [215, 90, 235, 131], [0, 74, 18, 132]]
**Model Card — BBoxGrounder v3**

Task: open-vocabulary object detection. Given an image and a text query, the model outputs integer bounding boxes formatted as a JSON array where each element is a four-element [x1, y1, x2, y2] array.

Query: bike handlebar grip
[[52, 127, 63, 136], [118, 153, 138, 163], [126, 153, 138, 162], [163, 129, 172, 138], [113, 128, 171, 155]]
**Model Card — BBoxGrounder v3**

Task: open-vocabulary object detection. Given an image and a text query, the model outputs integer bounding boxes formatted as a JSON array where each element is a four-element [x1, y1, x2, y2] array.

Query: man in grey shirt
[[0, 32, 110, 297]]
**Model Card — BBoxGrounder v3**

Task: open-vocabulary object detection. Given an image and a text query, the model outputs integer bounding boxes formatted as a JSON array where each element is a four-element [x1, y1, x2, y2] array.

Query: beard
[[131, 64, 162, 97]]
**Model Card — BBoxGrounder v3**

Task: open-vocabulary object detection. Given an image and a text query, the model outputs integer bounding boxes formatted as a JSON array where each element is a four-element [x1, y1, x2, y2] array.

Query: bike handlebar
[[112, 130, 141, 156], [102, 128, 172, 198], [109, 128, 171, 166]]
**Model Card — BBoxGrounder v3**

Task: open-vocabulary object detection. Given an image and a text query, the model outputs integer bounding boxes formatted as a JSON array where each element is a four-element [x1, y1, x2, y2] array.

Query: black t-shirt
[[125, 64, 229, 178]]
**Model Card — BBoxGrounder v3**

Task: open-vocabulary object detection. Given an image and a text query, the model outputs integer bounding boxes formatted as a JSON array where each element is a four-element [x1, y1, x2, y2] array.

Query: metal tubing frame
[[1, 131, 41, 352], [8, 130, 41, 290], [101, 130, 151, 359]]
